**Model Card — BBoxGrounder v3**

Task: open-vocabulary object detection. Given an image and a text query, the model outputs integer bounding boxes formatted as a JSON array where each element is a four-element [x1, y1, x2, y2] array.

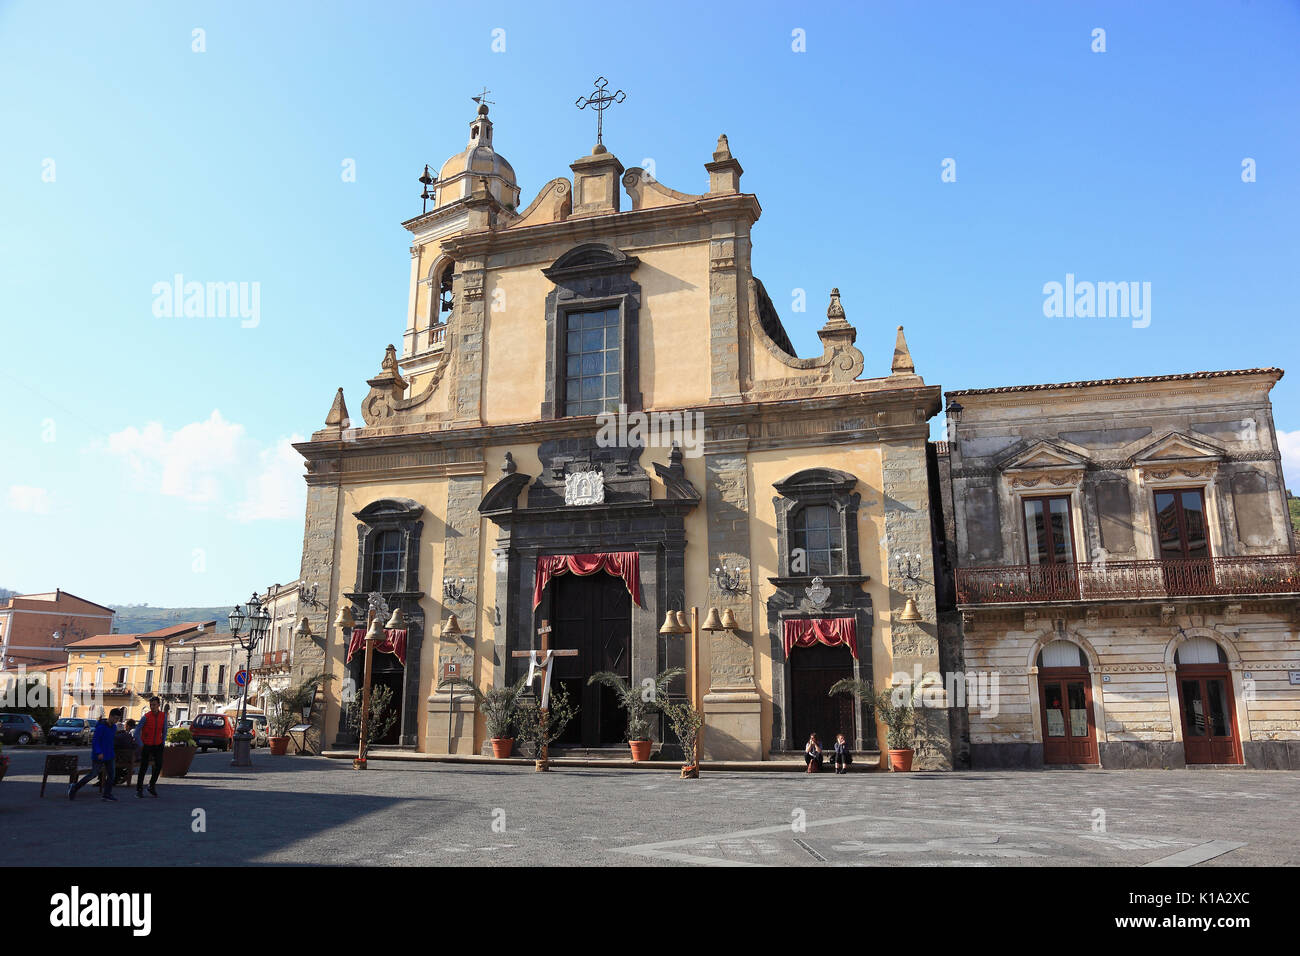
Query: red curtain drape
[[532, 552, 643, 608], [345, 626, 408, 666], [783, 617, 858, 659]]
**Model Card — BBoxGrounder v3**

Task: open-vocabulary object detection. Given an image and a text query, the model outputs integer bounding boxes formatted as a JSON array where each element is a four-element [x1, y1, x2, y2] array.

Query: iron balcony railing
[[956, 554, 1300, 606], [253, 650, 290, 671]]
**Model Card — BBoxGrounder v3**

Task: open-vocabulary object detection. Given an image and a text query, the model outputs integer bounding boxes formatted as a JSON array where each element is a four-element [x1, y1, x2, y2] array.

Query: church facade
[[289, 100, 955, 767]]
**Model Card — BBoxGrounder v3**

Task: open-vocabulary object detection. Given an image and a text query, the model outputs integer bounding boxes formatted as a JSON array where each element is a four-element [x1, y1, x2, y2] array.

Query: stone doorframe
[[334, 497, 427, 748], [478, 439, 700, 754], [766, 466, 875, 753]]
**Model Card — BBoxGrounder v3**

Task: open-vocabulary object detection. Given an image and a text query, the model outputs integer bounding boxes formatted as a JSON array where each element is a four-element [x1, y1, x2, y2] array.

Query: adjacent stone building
[[938, 369, 1300, 769], [290, 100, 953, 766]]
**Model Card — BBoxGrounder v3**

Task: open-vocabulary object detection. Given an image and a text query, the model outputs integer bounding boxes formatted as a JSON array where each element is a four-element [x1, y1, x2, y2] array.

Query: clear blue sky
[[1, 0, 1296, 606]]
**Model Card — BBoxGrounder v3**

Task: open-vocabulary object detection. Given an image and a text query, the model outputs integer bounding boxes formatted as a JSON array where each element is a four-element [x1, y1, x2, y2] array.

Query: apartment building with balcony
[[61, 632, 162, 719], [938, 367, 1300, 770], [248, 581, 300, 708]]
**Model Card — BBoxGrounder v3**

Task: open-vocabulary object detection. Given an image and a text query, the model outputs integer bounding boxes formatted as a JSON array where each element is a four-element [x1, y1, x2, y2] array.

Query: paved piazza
[[2, 749, 1297, 867]]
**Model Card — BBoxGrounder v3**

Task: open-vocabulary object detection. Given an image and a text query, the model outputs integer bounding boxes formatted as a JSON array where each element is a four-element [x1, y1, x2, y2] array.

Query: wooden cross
[[511, 619, 578, 768]]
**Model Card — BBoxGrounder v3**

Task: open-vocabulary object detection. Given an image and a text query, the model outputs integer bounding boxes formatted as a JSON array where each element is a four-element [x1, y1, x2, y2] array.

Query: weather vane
[[575, 76, 625, 148], [472, 86, 494, 109]]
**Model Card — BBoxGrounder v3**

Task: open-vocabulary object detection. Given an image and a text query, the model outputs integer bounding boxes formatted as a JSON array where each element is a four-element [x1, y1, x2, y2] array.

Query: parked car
[[0, 713, 44, 745], [47, 717, 94, 745], [191, 713, 235, 752], [236, 715, 269, 748]]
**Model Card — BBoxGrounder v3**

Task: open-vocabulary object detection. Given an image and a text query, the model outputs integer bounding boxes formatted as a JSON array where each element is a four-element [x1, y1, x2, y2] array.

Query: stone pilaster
[[702, 440, 762, 759], [708, 220, 748, 404], [292, 479, 342, 755], [451, 256, 486, 427], [882, 438, 952, 769], [426, 473, 482, 753]]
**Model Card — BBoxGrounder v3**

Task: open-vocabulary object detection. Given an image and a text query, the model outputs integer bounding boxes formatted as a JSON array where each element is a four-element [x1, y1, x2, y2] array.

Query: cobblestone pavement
[[2, 750, 1296, 866]]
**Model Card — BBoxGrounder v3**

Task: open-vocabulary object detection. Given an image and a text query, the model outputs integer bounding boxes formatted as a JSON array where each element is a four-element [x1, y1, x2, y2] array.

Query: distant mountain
[[108, 605, 230, 634]]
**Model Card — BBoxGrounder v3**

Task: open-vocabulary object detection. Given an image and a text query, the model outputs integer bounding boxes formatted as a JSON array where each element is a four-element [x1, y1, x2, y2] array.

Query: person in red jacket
[[134, 696, 169, 797]]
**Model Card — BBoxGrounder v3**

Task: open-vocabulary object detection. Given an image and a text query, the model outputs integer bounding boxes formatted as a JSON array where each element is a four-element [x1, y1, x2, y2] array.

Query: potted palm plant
[[588, 667, 683, 761], [161, 727, 198, 777], [437, 674, 528, 758], [267, 673, 331, 755], [829, 678, 929, 771]]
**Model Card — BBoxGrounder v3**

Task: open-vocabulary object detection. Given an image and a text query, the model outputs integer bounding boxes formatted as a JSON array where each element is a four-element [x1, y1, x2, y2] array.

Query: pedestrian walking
[[70, 708, 120, 801], [134, 696, 168, 797]]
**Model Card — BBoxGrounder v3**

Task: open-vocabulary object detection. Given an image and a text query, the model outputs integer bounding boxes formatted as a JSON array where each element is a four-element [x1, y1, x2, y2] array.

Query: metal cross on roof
[[472, 86, 494, 108], [575, 76, 625, 148]]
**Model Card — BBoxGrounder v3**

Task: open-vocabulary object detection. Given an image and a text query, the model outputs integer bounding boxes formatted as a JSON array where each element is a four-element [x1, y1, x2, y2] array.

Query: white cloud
[[1279, 429, 1300, 495], [7, 485, 52, 514], [233, 436, 307, 522], [105, 410, 305, 522]]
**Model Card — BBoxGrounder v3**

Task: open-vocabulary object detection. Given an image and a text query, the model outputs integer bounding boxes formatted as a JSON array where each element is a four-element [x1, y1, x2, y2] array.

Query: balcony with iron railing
[[956, 554, 1300, 606], [252, 649, 290, 672]]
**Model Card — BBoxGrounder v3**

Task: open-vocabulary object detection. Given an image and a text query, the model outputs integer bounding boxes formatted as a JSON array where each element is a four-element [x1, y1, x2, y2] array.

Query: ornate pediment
[[998, 439, 1089, 473], [1133, 431, 1224, 465]]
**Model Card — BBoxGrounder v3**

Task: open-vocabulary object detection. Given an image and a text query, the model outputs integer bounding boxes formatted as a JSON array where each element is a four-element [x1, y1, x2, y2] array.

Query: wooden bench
[[39, 750, 140, 796]]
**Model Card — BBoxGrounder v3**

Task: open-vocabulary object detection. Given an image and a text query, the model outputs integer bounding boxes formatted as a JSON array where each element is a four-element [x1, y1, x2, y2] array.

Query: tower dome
[[436, 102, 521, 210]]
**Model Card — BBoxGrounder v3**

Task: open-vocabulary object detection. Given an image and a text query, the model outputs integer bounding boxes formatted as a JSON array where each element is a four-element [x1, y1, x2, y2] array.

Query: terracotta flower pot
[[628, 739, 653, 762], [269, 736, 290, 755], [490, 737, 514, 759], [160, 744, 196, 778], [353, 757, 367, 770], [680, 764, 699, 779], [888, 748, 915, 772]]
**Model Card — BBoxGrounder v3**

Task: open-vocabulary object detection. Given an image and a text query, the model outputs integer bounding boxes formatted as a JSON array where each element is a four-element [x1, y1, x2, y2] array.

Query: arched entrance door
[[1037, 640, 1098, 765], [1175, 637, 1242, 765]]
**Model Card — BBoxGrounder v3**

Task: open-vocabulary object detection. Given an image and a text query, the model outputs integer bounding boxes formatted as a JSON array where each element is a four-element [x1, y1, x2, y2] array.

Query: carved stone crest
[[564, 470, 605, 506], [805, 576, 831, 610]]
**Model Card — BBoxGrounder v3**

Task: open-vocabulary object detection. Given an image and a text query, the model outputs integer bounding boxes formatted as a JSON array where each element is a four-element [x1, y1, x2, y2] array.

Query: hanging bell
[[334, 605, 355, 630], [720, 608, 739, 631], [385, 607, 406, 630], [441, 614, 462, 638], [701, 607, 725, 631], [364, 614, 383, 641], [293, 616, 313, 640], [675, 611, 689, 632], [660, 610, 682, 634], [899, 597, 922, 622]]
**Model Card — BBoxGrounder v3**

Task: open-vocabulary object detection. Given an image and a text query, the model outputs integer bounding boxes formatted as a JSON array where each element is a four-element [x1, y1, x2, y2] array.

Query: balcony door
[[1154, 488, 1213, 595], [1023, 496, 1078, 600]]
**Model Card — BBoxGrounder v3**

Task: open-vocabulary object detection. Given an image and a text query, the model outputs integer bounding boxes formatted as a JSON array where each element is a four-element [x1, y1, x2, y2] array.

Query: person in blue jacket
[[69, 708, 121, 801]]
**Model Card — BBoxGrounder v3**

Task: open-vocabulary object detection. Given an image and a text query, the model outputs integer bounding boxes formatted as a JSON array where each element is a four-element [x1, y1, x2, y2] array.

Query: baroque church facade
[[289, 99, 955, 766]]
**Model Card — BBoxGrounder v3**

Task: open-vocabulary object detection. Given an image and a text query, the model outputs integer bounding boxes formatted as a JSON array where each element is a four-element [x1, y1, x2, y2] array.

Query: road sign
[[235, 670, 249, 687]]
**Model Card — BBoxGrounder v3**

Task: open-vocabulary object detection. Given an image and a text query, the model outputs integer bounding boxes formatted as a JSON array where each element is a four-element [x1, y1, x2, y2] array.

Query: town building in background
[[0, 589, 115, 672], [939, 368, 1300, 770], [153, 622, 229, 722], [248, 581, 300, 715]]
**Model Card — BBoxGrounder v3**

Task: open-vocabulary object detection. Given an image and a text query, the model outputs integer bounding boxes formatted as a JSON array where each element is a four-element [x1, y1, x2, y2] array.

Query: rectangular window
[[1154, 488, 1210, 560], [563, 308, 621, 417], [368, 530, 404, 592], [180, 666, 189, 687], [116, 667, 126, 685], [218, 665, 226, 688], [148, 641, 157, 663], [144, 670, 153, 694], [1023, 496, 1074, 565], [791, 504, 844, 576]]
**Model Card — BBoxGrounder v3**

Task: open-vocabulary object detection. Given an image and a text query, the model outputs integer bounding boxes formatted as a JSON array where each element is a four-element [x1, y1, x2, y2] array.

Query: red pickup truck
[[191, 713, 235, 752]]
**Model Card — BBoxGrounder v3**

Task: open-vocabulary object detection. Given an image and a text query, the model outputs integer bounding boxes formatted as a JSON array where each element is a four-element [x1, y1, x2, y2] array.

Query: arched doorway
[[1037, 640, 1098, 765], [1175, 637, 1242, 765]]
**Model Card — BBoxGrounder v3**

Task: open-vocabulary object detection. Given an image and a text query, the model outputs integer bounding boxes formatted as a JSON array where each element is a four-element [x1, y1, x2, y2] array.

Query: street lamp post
[[228, 593, 270, 768]]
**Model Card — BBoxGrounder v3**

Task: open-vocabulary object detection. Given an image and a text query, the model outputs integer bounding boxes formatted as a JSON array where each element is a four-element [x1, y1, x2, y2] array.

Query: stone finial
[[324, 387, 350, 427], [891, 325, 916, 375], [705, 134, 743, 194], [825, 288, 848, 326]]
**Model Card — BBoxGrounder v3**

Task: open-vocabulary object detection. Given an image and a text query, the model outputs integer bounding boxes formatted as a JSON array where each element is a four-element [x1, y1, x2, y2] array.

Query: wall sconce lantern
[[443, 577, 470, 603], [713, 563, 744, 594]]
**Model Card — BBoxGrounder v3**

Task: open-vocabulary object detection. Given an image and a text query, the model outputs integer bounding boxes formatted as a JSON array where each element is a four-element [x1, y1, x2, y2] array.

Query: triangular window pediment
[[999, 440, 1088, 472], [1133, 432, 1223, 464]]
